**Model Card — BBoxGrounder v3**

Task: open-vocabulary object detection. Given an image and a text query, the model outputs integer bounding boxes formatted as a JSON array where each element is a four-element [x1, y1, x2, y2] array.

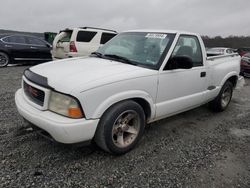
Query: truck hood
[[30, 57, 157, 94]]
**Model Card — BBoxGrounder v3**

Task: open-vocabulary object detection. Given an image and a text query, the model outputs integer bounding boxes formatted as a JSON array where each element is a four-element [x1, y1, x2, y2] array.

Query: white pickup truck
[[15, 30, 240, 154]]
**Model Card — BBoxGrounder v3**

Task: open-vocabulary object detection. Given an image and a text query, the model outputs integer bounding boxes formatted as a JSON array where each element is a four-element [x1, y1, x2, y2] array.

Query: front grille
[[23, 81, 45, 106]]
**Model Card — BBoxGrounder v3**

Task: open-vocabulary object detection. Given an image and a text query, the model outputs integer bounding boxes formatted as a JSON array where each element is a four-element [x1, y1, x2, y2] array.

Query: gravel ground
[[0, 65, 250, 188]]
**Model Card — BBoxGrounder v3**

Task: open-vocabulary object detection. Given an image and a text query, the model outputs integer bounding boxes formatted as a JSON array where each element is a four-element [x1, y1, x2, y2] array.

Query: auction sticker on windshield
[[145, 33, 167, 39]]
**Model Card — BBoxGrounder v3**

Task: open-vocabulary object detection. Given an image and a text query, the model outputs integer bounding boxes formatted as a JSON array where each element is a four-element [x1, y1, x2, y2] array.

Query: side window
[[26, 37, 46, 46], [100, 33, 117, 44], [170, 35, 203, 67], [2, 37, 10, 43], [3, 36, 26, 44], [76, 31, 97, 42]]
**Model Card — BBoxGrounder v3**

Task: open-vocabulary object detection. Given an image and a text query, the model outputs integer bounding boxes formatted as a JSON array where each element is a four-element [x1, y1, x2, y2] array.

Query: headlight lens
[[48, 91, 83, 118]]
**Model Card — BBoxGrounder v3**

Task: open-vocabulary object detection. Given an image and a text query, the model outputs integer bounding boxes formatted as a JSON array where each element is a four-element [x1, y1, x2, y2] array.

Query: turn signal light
[[68, 107, 83, 118]]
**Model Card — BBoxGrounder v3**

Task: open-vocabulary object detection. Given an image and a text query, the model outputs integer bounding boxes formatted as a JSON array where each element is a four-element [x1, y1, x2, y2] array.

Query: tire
[[94, 100, 145, 155], [209, 81, 233, 112], [0, 52, 10, 67]]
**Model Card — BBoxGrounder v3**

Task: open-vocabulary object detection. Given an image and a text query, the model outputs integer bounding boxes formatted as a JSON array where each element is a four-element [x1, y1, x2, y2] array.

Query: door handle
[[200, 72, 206, 77], [30, 46, 37, 49], [5, 45, 12, 48]]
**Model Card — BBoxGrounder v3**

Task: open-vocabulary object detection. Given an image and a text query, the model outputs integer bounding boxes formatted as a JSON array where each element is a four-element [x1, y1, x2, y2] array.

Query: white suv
[[51, 27, 117, 60]]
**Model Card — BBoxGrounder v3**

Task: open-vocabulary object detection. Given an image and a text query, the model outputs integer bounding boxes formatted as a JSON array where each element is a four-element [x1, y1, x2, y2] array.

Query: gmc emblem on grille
[[28, 86, 38, 97]]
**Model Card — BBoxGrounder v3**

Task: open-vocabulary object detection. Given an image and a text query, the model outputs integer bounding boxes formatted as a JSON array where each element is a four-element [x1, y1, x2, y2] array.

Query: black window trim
[[25, 36, 47, 47], [154, 33, 176, 70], [100, 32, 117, 45], [1, 35, 27, 45], [76, 30, 98, 42], [163, 34, 204, 70], [1, 35, 48, 47]]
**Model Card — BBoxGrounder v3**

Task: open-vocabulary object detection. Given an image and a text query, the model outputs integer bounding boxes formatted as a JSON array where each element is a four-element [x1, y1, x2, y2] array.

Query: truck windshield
[[95, 32, 175, 69]]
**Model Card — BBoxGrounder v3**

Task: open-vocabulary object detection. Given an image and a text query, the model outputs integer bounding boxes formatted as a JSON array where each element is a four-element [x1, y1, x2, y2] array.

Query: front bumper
[[15, 89, 99, 144]]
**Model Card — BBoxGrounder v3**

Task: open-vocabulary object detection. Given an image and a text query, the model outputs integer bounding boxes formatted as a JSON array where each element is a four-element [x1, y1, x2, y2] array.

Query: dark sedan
[[0, 34, 52, 67]]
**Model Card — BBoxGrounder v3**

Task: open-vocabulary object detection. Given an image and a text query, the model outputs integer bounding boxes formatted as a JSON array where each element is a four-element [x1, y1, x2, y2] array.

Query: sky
[[1, 0, 250, 37]]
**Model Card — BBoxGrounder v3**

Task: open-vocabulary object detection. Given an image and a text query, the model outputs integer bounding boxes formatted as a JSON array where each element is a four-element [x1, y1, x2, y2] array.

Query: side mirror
[[168, 56, 193, 69]]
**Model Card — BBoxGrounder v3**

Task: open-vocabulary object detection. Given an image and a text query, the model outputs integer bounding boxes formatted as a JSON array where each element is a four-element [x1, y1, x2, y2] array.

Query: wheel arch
[[227, 75, 238, 88], [0, 50, 12, 66], [220, 72, 238, 88], [91, 90, 155, 122], [132, 98, 152, 122], [0, 50, 11, 56]]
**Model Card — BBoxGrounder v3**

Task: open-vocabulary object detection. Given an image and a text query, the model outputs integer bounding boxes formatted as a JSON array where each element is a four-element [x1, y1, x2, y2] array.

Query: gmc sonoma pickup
[[15, 30, 241, 154]]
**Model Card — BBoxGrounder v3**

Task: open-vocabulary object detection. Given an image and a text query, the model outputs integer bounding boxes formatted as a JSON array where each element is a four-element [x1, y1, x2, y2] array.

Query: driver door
[[155, 35, 207, 119]]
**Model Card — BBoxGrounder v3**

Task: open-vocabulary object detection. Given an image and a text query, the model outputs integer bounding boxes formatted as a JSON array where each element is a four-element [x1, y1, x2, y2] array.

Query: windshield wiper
[[90, 52, 103, 58], [104, 54, 138, 65]]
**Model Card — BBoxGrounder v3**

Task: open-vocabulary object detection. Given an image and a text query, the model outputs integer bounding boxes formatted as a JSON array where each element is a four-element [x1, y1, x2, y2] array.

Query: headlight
[[48, 91, 84, 119]]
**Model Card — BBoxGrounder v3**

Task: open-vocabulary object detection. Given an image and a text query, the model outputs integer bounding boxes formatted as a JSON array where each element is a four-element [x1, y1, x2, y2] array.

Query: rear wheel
[[0, 52, 10, 67], [94, 100, 145, 155], [209, 81, 233, 112]]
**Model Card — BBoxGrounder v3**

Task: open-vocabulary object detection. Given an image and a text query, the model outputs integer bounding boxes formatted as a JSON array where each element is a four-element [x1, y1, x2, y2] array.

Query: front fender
[[91, 90, 155, 120]]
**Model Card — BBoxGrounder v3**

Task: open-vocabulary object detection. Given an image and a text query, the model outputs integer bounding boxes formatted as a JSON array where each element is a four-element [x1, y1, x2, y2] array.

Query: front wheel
[[209, 81, 233, 112], [0, 52, 10, 67], [94, 100, 145, 155]]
